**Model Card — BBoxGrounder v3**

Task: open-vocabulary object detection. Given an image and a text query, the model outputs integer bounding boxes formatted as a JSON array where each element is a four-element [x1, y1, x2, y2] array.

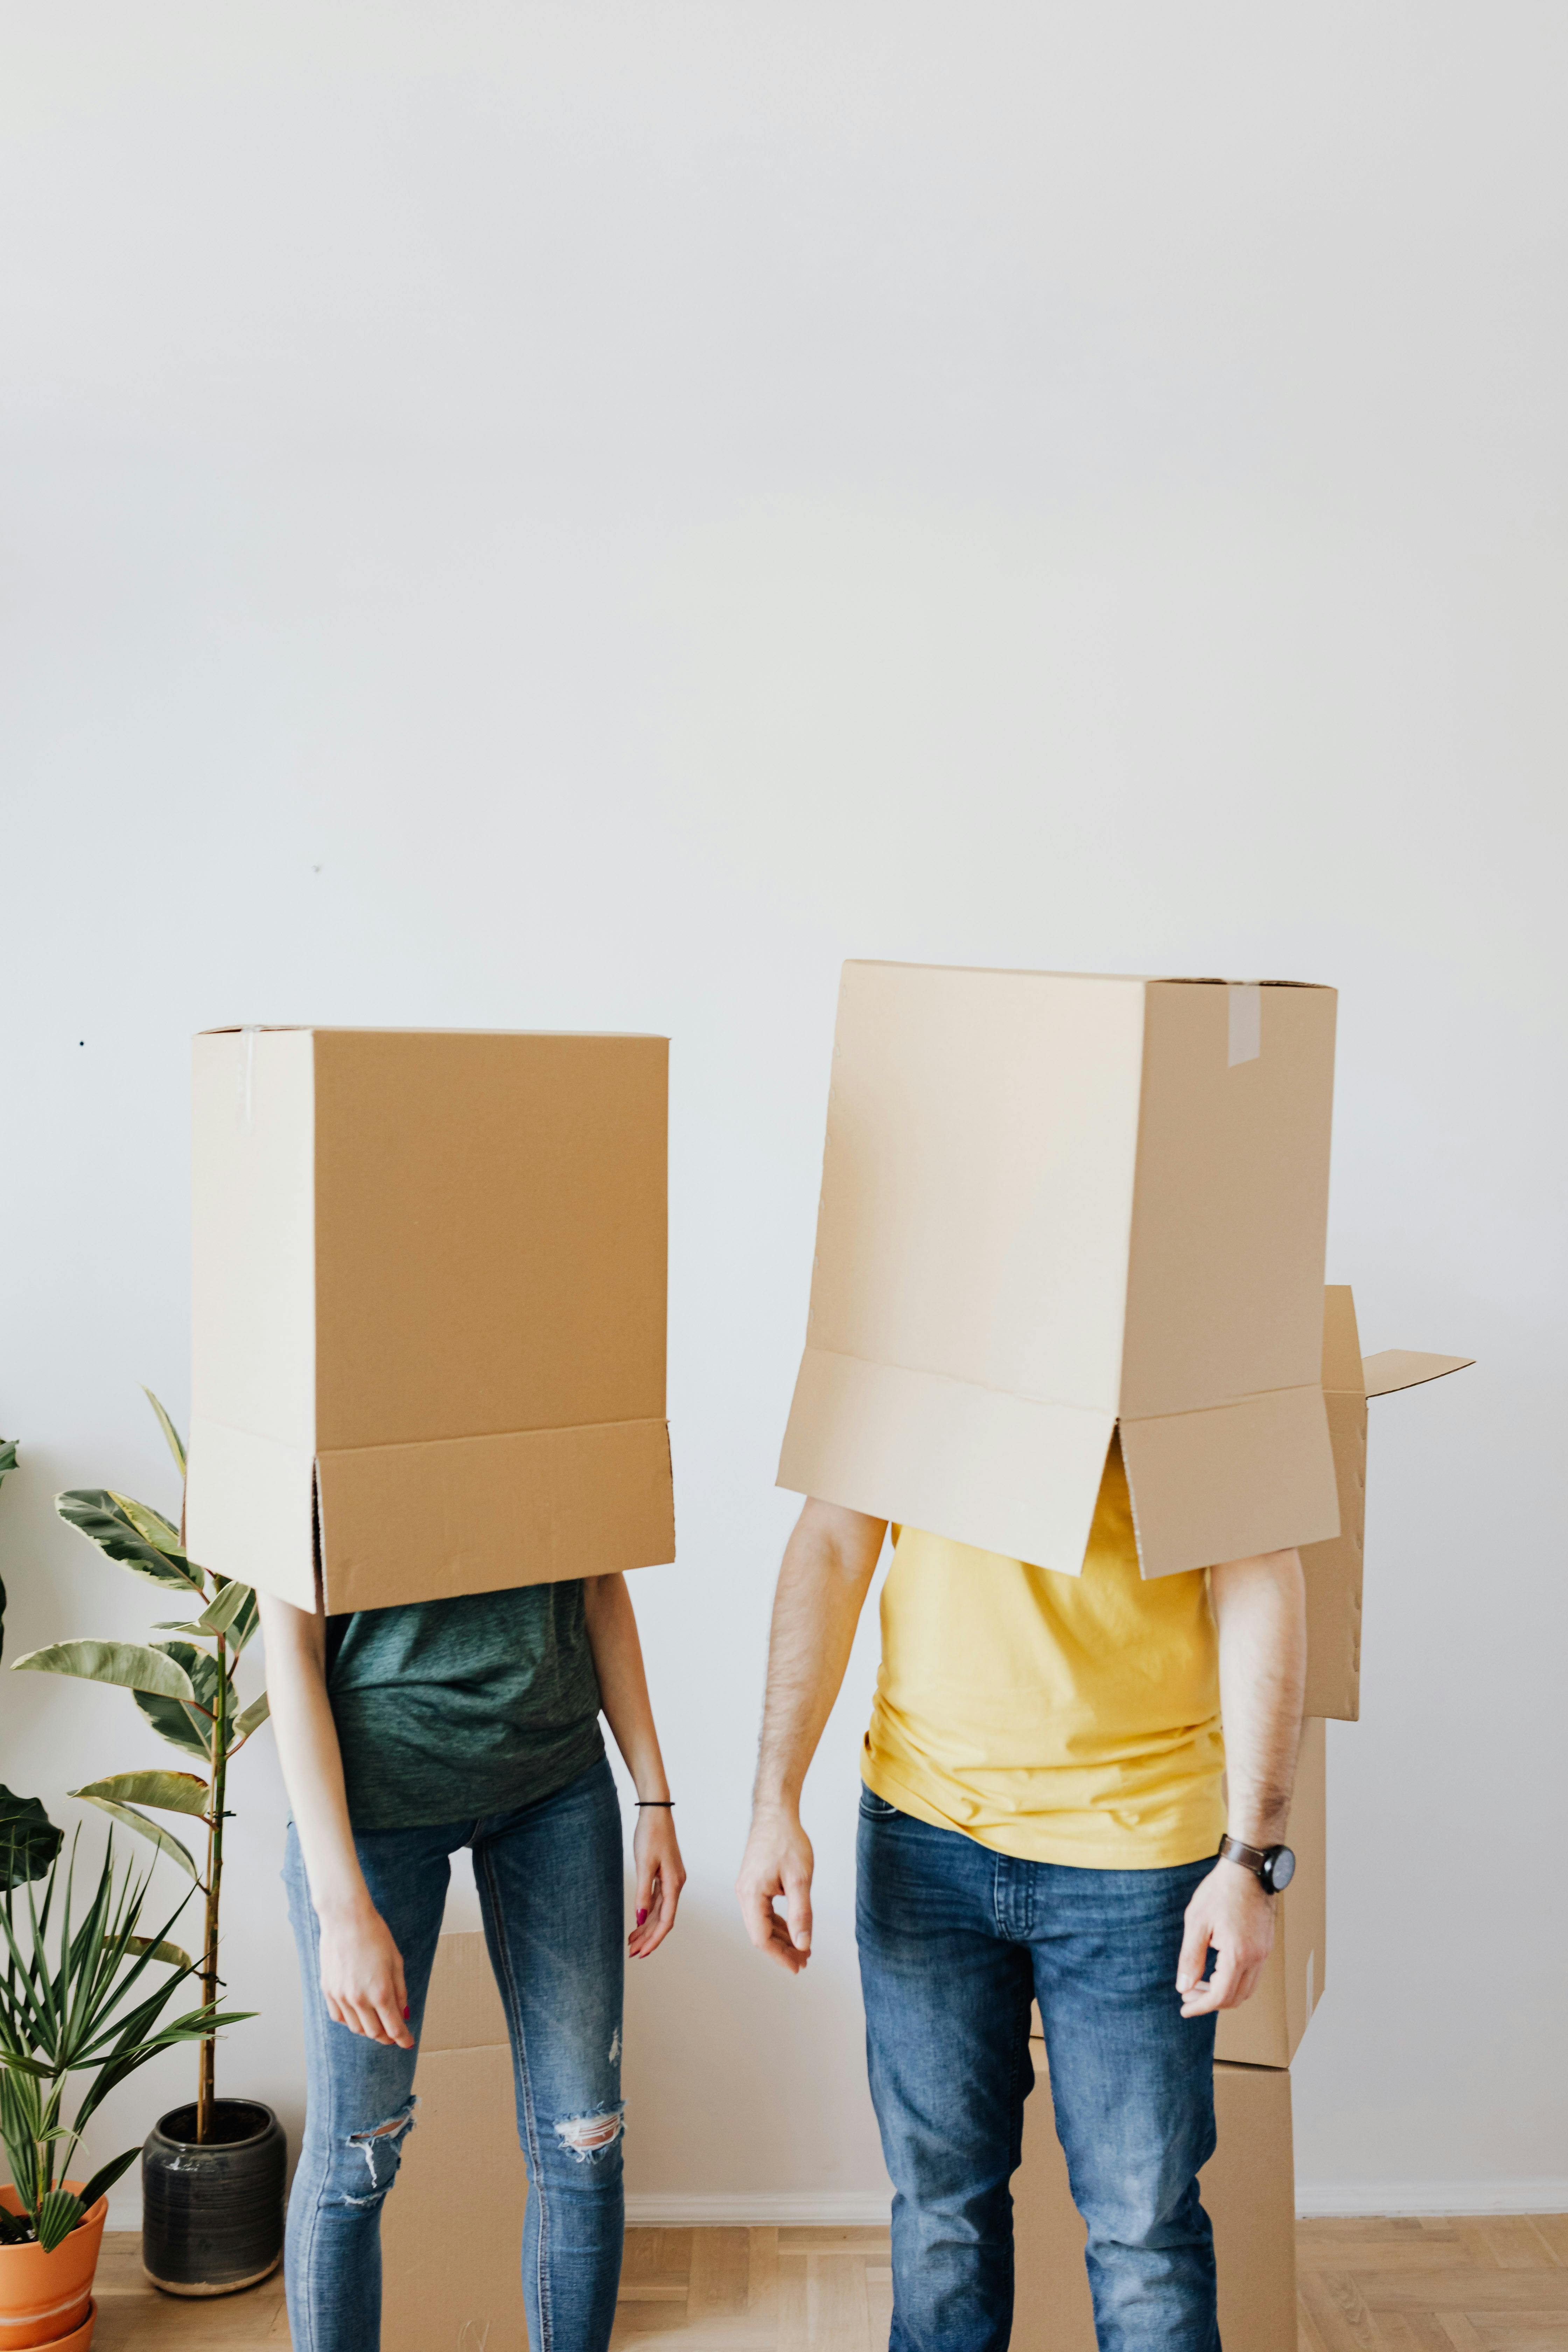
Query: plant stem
[[195, 1631, 229, 2143]]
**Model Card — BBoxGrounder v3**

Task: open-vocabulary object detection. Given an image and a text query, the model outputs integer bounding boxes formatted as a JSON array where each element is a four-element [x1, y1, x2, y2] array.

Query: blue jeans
[[284, 1756, 625, 2352], [856, 1788, 1219, 2352]]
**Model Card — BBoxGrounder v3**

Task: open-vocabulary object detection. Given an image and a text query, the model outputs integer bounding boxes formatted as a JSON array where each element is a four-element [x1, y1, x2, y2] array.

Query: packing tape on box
[[1227, 983, 1261, 1066]]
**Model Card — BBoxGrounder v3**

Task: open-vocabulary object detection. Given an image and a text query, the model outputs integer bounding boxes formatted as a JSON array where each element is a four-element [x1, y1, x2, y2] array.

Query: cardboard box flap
[[779, 1346, 1115, 1576], [420, 1931, 507, 2052], [1119, 1385, 1339, 1578], [184, 1417, 317, 1612], [1362, 1348, 1475, 1399], [316, 1416, 675, 1615]]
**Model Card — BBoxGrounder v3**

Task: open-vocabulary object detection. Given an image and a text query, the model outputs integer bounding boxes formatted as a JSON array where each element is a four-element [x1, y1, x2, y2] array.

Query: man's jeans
[[284, 1756, 625, 2352], [856, 1786, 1220, 2352]]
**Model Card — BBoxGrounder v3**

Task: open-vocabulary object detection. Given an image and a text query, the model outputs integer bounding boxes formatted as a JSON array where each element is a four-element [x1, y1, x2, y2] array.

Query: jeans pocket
[[859, 1788, 898, 1821]]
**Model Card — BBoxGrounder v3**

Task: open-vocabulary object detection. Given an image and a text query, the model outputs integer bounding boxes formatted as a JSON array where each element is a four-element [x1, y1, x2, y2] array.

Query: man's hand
[[1175, 1858, 1276, 2017], [736, 1802, 816, 1974]]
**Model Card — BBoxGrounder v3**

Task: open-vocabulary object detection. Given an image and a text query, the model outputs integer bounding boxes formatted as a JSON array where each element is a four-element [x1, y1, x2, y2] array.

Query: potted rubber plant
[[9, 1393, 284, 2297], [0, 1831, 243, 2349]]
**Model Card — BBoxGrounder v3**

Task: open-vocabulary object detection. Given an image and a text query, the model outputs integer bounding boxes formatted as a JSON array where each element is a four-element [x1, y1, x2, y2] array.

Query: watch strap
[[1218, 1833, 1272, 1880]]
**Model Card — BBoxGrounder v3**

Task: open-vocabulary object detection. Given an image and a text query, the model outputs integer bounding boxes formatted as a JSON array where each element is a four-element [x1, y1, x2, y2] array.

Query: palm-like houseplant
[[0, 1834, 243, 2252], [10, 1394, 269, 2146]]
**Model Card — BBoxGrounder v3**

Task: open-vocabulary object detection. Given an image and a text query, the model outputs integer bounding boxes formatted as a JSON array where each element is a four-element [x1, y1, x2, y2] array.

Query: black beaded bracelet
[[635, 1799, 675, 1807]]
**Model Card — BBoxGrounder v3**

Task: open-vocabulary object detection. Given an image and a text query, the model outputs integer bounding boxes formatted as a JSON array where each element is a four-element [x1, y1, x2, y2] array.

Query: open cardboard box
[[185, 1027, 674, 1612], [1304, 1286, 1471, 1721], [1013, 2044, 1295, 2352], [780, 964, 1343, 1578], [381, 1931, 527, 2352]]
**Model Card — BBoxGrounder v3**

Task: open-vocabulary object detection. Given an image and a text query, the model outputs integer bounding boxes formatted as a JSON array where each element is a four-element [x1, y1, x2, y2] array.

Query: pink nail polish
[[636, 1908, 648, 1926], [403, 2007, 411, 2021]]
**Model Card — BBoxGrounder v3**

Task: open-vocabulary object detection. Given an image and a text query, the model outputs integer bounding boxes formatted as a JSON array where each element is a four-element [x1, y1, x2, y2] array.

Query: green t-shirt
[[325, 1581, 605, 1831]]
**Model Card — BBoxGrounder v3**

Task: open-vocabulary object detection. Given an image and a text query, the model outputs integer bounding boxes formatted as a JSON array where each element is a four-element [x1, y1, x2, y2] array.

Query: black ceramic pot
[[142, 2099, 287, 2297]]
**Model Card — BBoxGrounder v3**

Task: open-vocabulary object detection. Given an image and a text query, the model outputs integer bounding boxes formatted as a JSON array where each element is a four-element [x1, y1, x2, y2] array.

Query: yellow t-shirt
[[862, 1436, 1225, 1868]]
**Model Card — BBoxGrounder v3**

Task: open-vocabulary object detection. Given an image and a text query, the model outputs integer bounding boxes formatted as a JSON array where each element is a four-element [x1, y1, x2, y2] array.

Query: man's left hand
[[1175, 1859, 1276, 2017]]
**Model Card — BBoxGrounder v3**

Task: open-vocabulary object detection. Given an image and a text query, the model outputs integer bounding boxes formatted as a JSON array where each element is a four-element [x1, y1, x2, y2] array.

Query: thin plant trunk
[[195, 1632, 228, 2143]]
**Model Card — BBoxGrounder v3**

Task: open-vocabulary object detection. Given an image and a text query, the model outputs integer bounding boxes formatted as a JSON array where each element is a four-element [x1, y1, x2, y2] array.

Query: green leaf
[[75, 2145, 139, 2215], [195, 1581, 253, 1639], [0, 1788, 62, 1893], [71, 1799, 198, 1881], [71, 1772, 209, 1820], [107, 1491, 183, 1553], [232, 1690, 270, 1742], [141, 1389, 187, 1478], [131, 1641, 218, 1760], [54, 1490, 203, 1596], [34, 2187, 85, 2253], [10, 1641, 196, 1702], [119, 1936, 193, 1971]]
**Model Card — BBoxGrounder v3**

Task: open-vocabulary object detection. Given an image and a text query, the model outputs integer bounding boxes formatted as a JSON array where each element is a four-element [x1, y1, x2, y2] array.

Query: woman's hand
[[628, 1806, 685, 1959], [317, 1896, 414, 2047]]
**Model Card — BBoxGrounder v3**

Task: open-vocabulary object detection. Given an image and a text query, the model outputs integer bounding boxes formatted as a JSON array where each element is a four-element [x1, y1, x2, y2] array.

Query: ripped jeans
[[283, 1756, 625, 2352]]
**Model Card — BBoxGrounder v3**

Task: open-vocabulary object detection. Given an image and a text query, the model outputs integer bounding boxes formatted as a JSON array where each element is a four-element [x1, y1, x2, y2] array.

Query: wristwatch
[[1217, 1833, 1296, 1894]]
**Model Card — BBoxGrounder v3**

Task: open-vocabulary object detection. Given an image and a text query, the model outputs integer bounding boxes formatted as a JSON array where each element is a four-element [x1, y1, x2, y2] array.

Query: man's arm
[[1176, 1546, 1308, 2017], [735, 1499, 887, 1974]]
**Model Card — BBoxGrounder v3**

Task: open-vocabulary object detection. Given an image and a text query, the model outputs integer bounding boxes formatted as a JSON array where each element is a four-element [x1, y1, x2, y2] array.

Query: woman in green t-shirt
[[260, 1570, 683, 2352]]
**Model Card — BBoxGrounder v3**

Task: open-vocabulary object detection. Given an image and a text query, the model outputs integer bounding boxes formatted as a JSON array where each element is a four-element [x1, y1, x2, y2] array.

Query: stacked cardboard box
[[381, 1932, 528, 2352], [779, 965, 1472, 2352], [1015, 1285, 1470, 2352]]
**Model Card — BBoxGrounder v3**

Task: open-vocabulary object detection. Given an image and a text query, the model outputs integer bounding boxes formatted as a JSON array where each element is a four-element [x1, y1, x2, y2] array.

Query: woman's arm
[[581, 1574, 686, 1958], [257, 1589, 413, 2048]]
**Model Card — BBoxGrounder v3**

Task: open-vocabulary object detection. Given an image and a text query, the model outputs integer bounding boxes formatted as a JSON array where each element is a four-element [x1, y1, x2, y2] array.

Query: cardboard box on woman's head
[[778, 962, 1344, 1578], [185, 1027, 674, 1614]]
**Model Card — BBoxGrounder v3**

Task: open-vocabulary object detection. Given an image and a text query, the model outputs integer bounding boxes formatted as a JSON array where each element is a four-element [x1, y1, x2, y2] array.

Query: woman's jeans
[[284, 1756, 625, 2352], [856, 1787, 1220, 2352]]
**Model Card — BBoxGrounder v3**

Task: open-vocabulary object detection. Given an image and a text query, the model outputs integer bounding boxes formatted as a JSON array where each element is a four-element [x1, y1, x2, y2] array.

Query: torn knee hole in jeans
[[554, 2103, 624, 2161], [344, 2097, 416, 2201]]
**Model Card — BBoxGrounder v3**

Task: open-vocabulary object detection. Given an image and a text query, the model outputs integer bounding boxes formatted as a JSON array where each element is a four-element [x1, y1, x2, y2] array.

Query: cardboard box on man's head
[[185, 1028, 674, 1614], [778, 963, 1342, 1578]]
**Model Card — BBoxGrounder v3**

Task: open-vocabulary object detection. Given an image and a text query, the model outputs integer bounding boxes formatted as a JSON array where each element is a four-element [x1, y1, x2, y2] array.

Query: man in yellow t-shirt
[[737, 1434, 1307, 2352]]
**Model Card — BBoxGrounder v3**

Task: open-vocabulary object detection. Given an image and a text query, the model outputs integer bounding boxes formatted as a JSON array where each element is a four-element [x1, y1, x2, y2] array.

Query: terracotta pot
[[0, 2184, 105, 2351]]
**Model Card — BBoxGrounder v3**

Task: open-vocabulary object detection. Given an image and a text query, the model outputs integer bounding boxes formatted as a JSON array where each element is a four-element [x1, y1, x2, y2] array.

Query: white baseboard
[[625, 2191, 893, 2226], [108, 2182, 1568, 2235], [1296, 2180, 1568, 2218]]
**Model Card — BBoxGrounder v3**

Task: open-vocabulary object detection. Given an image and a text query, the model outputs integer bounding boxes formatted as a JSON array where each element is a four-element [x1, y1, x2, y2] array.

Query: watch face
[[1265, 1846, 1296, 1892]]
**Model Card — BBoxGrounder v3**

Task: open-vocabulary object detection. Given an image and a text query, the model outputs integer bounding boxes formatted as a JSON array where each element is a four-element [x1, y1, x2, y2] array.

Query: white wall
[[2, 3, 1564, 2221]]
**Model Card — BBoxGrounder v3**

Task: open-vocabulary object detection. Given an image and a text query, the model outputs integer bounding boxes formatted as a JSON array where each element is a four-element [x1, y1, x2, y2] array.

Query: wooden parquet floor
[[86, 2216, 1568, 2350]]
